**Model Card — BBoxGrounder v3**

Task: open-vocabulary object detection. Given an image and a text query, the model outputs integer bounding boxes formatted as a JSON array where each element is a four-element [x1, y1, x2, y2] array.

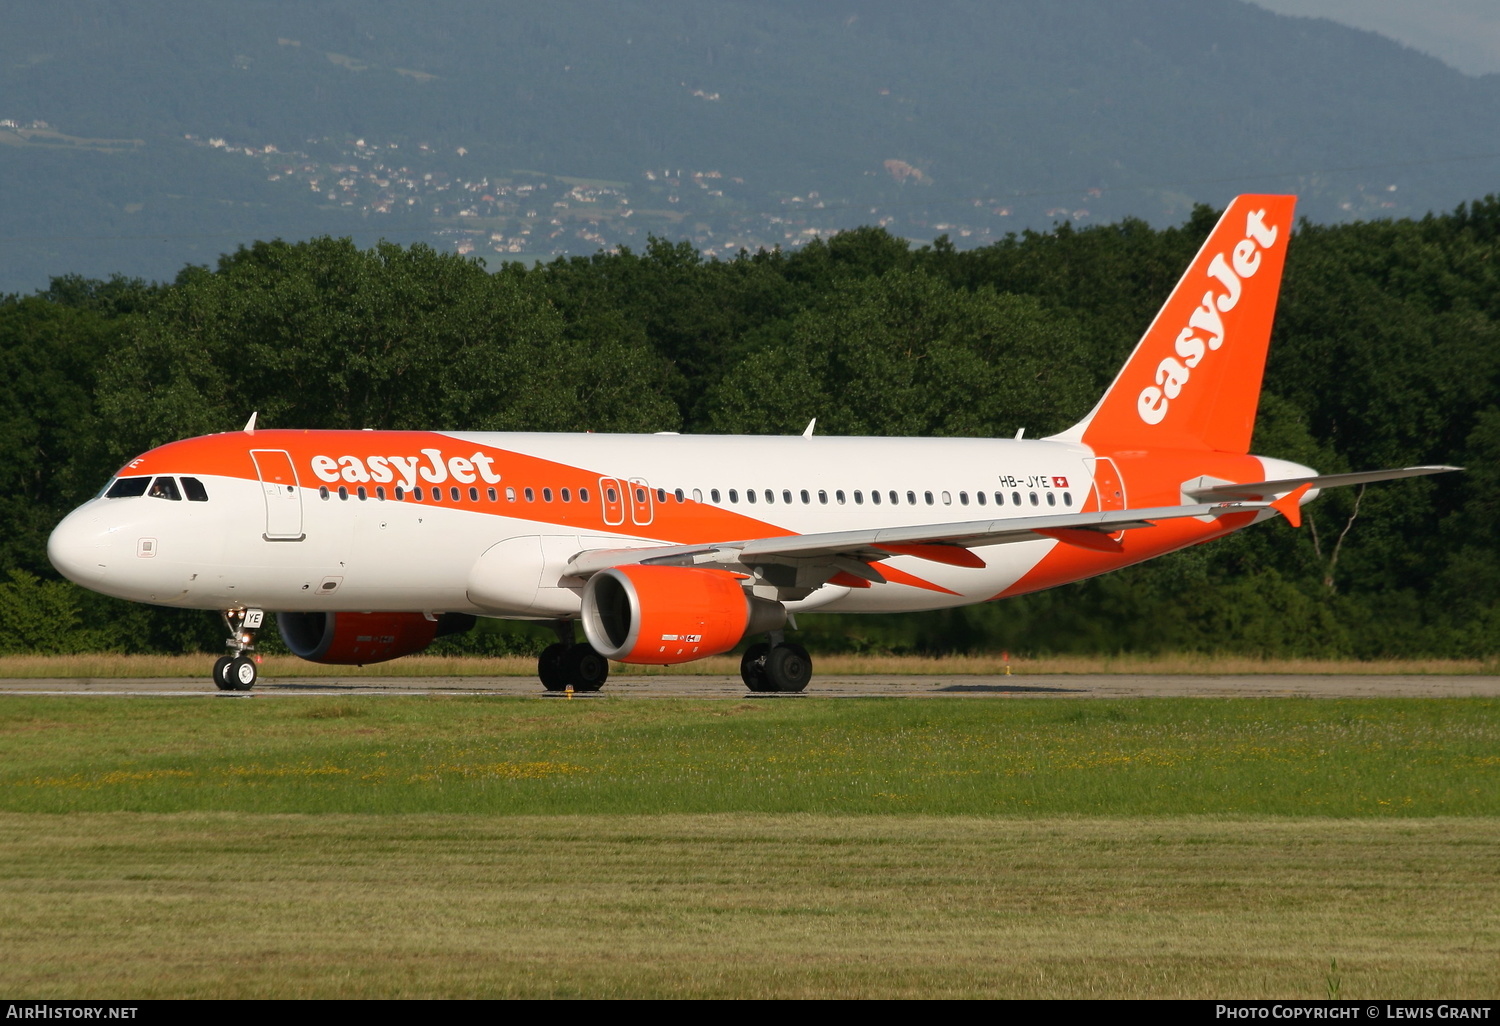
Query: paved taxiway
[[2, 674, 1497, 698]]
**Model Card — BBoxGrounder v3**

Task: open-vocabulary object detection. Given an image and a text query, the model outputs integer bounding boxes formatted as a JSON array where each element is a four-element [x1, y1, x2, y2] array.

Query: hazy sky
[[1248, 0, 1500, 75]]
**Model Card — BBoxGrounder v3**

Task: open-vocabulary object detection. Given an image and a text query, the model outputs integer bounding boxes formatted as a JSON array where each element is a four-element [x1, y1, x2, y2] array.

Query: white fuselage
[[51, 430, 1219, 618]]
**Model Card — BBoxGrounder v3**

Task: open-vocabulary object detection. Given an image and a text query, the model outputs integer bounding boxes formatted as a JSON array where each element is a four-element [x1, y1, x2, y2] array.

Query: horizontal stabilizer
[[1186, 465, 1461, 501]]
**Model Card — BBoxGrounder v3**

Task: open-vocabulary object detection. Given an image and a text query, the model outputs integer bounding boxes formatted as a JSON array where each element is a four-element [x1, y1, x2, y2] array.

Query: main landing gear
[[213, 607, 263, 692], [538, 620, 610, 693], [740, 636, 812, 693]]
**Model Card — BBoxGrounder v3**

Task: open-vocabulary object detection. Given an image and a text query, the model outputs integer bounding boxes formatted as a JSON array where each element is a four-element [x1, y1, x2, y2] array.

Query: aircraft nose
[[47, 505, 112, 586]]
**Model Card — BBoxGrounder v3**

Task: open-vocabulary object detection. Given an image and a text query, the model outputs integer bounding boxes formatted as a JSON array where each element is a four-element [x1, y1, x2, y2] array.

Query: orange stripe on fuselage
[[995, 449, 1267, 599], [119, 430, 793, 543]]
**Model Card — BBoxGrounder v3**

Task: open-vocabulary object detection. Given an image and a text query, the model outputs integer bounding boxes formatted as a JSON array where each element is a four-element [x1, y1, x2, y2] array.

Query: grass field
[[1, 652, 1494, 678], [2, 696, 1496, 997], [2, 813, 1495, 999]]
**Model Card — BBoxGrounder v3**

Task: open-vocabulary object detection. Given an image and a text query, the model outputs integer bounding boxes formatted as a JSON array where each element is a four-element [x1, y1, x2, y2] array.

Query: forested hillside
[[3, 200, 1497, 658], [7, 0, 1500, 293]]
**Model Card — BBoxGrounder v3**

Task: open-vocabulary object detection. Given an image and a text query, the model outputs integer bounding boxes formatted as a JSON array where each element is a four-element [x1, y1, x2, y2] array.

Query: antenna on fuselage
[[243, 412, 258, 435], [802, 418, 816, 438], [1014, 427, 1025, 439]]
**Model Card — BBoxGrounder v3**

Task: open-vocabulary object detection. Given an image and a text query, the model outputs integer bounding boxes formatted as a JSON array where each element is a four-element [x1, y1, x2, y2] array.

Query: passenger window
[[676, 488, 686, 503], [925, 491, 934, 505], [818, 490, 828, 504], [870, 491, 880, 505], [414, 487, 424, 501], [854, 490, 864, 505], [906, 491, 916, 505], [959, 491, 969, 506], [470, 486, 480, 502], [634, 487, 646, 504], [976, 491, 986, 506], [783, 489, 793, 504], [376, 486, 387, 501], [693, 489, 703, 503], [106, 476, 151, 499], [728, 489, 738, 503], [357, 486, 368, 501], [320, 486, 331, 500], [430, 488, 441, 502], [747, 489, 757, 504], [524, 487, 535, 502], [711, 489, 721, 503], [450, 486, 461, 502], [1029, 492, 1039, 506], [338, 486, 349, 501], [580, 487, 591, 503], [942, 491, 952, 505], [561, 488, 571, 502], [606, 486, 618, 503], [148, 477, 181, 501], [994, 492, 1004, 506], [800, 489, 810, 504], [764, 489, 774, 504], [181, 477, 209, 502], [487, 487, 497, 502], [505, 487, 516, 501], [836, 490, 846, 504], [1047, 492, 1057, 506], [657, 488, 667, 503], [1064, 492, 1073, 507], [1012, 491, 1022, 506], [395, 486, 405, 500]]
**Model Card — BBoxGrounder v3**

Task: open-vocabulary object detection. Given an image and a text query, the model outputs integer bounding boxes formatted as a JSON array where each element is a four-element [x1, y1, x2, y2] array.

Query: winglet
[[802, 418, 816, 438], [243, 412, 258, 435], [1270, 483, 1312, 527]]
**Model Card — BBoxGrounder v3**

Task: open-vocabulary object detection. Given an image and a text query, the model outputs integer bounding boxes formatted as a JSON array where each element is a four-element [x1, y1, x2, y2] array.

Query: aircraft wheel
[[538, 643, 568, 691], [740, 643, 771, 692], [764, 644, 811, 693], [564, 645, 610, 692], [212, 656, 235, 691], [227, 656, 258, 691]]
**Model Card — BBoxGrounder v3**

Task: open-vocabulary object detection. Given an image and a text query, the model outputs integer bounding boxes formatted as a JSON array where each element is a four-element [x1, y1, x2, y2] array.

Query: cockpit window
[[181, 477, 208, 502], [148, 477, 182, 501], [105, 476, 151, 498]]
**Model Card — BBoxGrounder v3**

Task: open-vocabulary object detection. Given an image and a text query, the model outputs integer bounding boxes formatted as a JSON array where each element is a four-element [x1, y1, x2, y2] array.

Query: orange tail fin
[[1053, 195, 1297, 454]]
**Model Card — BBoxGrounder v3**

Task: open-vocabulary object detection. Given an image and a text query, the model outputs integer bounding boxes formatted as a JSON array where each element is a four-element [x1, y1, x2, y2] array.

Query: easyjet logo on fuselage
[[1136, 208, 1280, 426], [310, 448, 502, 488]]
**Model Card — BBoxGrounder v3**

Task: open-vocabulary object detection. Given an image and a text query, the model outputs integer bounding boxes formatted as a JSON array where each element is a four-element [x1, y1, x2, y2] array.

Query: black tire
[[564, 645, 610, 692], [764, 644, 811, 693], [539, 643, 568, 691], [212, 656, 235, 691], [740, 642, 771, 692], [227, 656, 258, 691]]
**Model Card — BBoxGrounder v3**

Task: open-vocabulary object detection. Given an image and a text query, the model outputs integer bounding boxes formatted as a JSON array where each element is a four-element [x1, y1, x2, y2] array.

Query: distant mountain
[[3, 0, 1500, 293]]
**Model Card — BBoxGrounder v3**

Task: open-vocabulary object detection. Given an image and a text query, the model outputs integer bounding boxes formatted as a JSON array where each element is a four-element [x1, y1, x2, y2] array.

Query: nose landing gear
[[213, 608, 263, 691]]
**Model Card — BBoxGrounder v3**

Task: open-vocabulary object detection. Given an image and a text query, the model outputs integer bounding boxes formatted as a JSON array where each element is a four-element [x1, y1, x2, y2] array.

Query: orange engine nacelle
[[580, 565, 786, 665], [277, 611, 476, 665]]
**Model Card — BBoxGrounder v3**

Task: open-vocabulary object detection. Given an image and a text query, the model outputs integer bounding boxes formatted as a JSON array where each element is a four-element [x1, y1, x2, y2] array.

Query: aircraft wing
[[1184, 465, 1461, 501], [565, 500, 1271, 582]]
